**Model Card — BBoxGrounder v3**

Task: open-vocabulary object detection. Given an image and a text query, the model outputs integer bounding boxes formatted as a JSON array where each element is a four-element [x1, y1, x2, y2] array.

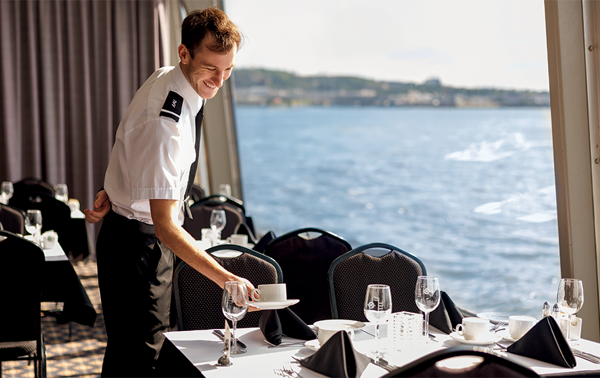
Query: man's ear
[[178, 44, 190, 64]]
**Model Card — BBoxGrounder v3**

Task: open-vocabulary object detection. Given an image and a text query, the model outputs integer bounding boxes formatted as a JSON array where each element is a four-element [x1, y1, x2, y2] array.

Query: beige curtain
[[0, 0, 163, 255]]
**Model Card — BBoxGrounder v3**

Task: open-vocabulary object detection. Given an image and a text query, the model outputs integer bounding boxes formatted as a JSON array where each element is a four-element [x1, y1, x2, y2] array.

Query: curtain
[[0, 0, 163, 255]]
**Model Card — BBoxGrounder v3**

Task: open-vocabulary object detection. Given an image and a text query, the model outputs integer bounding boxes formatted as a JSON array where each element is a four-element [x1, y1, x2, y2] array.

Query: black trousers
[[96, 211, 174, 377]]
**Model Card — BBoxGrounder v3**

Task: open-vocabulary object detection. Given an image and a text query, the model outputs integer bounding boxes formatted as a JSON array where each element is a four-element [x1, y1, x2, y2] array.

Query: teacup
[[317, 324, 355, 346], [509, 315, 537, 339], [251, 283, 287, 302], [227, 234, 248, 246], [456, 317, 490, 340], [41, 231, 58, 249]]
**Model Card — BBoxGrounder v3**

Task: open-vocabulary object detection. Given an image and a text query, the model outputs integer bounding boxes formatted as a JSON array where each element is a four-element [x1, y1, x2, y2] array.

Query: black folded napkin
[[259, 307, 316, 345], [300, 330, 370, 378], [429, 291, 464, 334], [507, 316, 576, 368], [253, 231, 276, 253]]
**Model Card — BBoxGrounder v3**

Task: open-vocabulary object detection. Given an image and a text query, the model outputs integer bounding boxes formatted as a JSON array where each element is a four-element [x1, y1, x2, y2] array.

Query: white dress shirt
[[104, 64, 204, 225]]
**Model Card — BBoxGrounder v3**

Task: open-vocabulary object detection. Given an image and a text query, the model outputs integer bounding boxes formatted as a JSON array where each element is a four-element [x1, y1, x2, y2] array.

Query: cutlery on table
[[280, 362, 304, 377], [572, 348, 600, 364], [369, 357, 398, 372], [213, 329, 247, 350], [263, 339, 306, 348]]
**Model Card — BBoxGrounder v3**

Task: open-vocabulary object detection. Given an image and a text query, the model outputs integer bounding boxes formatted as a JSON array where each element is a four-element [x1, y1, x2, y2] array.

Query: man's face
[[179, 34, 236, 99]]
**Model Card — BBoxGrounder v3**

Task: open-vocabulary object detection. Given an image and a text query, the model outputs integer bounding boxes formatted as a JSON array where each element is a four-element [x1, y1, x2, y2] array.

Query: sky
[[224, 0, 549, 91]]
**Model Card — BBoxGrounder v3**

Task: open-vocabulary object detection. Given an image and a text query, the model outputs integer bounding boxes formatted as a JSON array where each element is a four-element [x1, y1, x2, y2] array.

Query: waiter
[[84, 8, 255, 377]]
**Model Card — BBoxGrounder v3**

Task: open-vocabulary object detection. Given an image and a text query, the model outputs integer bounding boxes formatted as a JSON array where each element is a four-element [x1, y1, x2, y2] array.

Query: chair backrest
[[182, 195, 247, 240], [189, 184, 205, 204], [264, 228, 352, 324], [0, 230, 45, 344], [328, 243, 426, 320], [381, 346, 539, 377], [173, 244, 282, 331], [13, 177, 55, 197], [0, 204, 26, 234]]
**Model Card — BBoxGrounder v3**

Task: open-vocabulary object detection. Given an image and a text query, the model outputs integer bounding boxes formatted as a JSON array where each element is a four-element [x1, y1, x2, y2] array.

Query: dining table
[[33, 235, 97, 327], [160, 322, 600, 377]]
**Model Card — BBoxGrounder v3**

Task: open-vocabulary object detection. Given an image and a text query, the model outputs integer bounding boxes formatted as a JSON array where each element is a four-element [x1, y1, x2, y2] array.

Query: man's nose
[[213, 71, 225, 88]]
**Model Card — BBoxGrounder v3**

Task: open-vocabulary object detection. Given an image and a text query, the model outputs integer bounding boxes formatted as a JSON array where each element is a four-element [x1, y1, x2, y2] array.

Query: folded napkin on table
[[429, 291, 464, 334], [300, 330, 370, 378], [507, 316, 576, 368], [259, 307, 316, 345]]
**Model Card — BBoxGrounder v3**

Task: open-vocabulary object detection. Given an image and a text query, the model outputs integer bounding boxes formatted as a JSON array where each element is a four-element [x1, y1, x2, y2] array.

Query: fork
[[281, 362, 304, 377], [490, 321, 507, 332]]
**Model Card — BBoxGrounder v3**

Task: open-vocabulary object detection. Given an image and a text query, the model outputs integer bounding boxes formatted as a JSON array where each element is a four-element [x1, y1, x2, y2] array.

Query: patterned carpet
[[2, 261, 105, 378]]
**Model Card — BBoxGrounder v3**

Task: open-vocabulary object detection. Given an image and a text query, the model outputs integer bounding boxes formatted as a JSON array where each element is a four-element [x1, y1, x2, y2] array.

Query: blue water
[[234, 106, 560, 319]]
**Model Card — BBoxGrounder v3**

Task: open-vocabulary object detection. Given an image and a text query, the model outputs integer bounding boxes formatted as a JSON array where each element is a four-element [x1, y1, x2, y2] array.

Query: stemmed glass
[[1, 181, 13, 204], [364, 284, 392, 360], [54, 183, 69, 203], [557, 278, 584, 342], [415, 276, 440, 342], [222, 281, 248, 355], [25, 209, 43, 245], [210, 209, 227, 241]]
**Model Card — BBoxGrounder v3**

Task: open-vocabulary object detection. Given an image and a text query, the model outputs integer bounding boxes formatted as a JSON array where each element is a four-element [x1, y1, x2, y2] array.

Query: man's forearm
[[150, 199, 236, 288]]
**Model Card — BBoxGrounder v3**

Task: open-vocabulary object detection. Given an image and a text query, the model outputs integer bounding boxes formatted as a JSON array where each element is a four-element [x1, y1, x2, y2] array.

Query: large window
[[226, 0, 555, 318]]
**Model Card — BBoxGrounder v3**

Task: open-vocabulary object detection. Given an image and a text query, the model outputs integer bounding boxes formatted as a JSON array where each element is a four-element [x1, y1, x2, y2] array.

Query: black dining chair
[[173, 244, 282, 331], [264, 228, 352, 325], [0, 203, 26, 234], [381, 345, 539, 377], [13, 178, 55, 197], [182, 194, 254, 241], [0, 230, 47, 377], [328, 243, 426, 321]]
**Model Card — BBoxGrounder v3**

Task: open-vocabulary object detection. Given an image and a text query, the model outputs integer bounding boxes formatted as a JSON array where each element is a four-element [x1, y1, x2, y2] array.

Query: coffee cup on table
[[227, 234, 248, 247], [251, 283, 287, 302], [317, 324, 355, 346], [509, 315, 537, 339], [456, 317, 490, 340]]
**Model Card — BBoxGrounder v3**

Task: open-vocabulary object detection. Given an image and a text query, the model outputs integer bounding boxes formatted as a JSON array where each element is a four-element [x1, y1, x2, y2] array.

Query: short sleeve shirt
[[104, 64, 204, 225]]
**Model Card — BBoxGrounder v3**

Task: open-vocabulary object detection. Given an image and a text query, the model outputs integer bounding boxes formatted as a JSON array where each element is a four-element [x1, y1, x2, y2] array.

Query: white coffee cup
[[41, 231, 58, 249], [456, 317, 490, 340], [227, 234, 248, 246], [251, 283, 287, 302], [509, 315, 537, 339], [317, 324, 355, 346]]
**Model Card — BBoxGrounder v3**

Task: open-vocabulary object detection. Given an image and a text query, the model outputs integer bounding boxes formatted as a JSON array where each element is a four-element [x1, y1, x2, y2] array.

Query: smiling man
[[86, 8, 255, 377]]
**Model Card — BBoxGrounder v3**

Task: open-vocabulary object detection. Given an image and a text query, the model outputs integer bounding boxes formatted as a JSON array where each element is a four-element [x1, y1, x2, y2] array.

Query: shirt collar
[[173, 63, 204, 115]]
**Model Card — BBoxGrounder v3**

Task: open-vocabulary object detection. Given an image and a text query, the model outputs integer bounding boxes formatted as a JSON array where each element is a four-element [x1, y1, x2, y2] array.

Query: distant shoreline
[[232, 68, 550, 108]]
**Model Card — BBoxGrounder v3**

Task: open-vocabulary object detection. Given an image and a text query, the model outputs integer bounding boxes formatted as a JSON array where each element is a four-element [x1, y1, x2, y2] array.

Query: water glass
[[25, 210, 43, 245], [415, 276, 440, 342], [364, 284, 392, 360], [210, 209, 227, 240], [55, 183, 69, 203], [557, 278, 584, 342], [391, 311, 423, 351], [222, 281, 248, 354], [1, 181, 13, 204]]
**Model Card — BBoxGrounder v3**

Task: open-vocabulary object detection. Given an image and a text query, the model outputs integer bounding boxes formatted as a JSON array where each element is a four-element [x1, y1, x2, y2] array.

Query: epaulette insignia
[[160, 91, 184, 122]]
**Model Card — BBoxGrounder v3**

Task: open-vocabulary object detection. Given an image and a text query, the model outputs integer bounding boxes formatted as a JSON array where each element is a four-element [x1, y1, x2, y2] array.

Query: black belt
[[105, 210, 155, 235]]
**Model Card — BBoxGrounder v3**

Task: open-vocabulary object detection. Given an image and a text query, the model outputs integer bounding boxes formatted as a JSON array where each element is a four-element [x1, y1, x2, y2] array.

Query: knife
[[572, 348, 600, 364], [213, 329, 248, 350]]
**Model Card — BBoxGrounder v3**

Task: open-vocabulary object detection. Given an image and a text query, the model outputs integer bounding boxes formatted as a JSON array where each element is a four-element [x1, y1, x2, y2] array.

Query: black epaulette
[[159, 91, 184, 122]]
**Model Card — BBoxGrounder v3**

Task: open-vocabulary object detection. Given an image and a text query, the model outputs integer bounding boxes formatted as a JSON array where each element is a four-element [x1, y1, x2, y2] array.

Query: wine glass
[[54, 183, 69, 203], [222, 281, 248, 354], [557, 278, 584, 342], [210, 209, 227, 241], [415, 276, 440, 342], [25, 209, 43, 245], [219, 184, 232, 197], [364, 284, 392, 360], [1, 181, 13, 204]]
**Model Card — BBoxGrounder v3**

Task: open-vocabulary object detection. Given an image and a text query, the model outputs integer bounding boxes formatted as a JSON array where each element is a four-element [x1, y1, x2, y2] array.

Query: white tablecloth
[[165, 323, 600, 377]]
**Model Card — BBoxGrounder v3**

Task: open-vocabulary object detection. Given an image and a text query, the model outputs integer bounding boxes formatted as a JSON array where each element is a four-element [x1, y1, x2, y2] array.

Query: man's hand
[[84, 189, 111, 223]]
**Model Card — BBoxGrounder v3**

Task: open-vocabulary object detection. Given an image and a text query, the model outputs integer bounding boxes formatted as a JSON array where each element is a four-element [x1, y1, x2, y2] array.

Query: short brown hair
[[181, 7, 243, 57]]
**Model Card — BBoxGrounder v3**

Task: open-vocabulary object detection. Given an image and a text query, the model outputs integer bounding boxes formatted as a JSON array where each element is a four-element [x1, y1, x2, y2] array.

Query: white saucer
[[248, 299, 299, 310], [313, 319, 366, 331], [304, 339, 320, 351], [497, 330, 519, 342], [449, 332, 502, 345]]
